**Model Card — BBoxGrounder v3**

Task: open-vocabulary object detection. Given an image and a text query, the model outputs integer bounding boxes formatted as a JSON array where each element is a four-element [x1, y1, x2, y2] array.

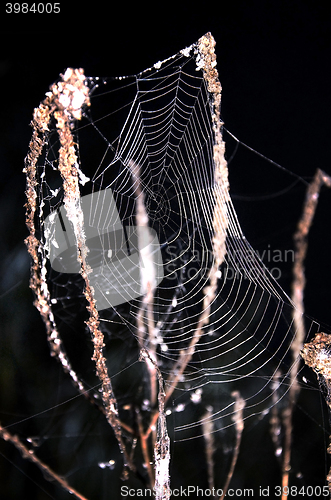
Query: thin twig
[[129, 160, 158, 409], [283, 168, 331, 497], [138, 348, 170, 499], [137, 410, 154, 488], [128, 159, 161, 487], [202, 406, 215, 492], [153, 362, 171, 500], [270, 371, 282, 463], [219, 391, 245, 500], [0, 423, 88, 500]]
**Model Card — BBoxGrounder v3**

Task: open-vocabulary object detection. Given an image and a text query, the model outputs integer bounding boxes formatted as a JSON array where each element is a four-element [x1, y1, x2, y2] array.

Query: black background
[[1, 1, 331, 499]]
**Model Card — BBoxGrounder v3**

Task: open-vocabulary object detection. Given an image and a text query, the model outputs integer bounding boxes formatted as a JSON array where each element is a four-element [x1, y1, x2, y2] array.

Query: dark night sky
[[1, 2, 331, 498]]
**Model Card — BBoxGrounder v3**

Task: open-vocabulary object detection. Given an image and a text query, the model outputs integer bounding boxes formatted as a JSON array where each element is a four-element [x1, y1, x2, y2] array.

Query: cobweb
[[3, 33, 330, 499]]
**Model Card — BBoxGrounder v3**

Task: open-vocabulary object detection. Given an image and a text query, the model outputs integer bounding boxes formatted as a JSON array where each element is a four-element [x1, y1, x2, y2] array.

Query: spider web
[[7, 33, 329, 498]]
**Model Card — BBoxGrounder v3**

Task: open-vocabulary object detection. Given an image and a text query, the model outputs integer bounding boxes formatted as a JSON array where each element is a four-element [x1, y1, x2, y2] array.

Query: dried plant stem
[[117, 37, 231, 484], [291, 168, 331, 370], [129, 160, 158, 409], [129, 158, 171, 495], [24, 68, 134, 473], [198, 33, 229, 269], [139, 36, 231, 456], [164, 310, 208, 404], [23, 76, 98, 408], [283, 168, 331, 497], [301, 333, 331, 493], [153, 366, 171, 500], [0, 423, 88, 500], [165, 32, 229, 405], [52, 71, 133, 471], [138, 348, 170, 499], [219, 392, 245, 500], [202, 407, 215, 492], [137, 411, 154, 488], [270, 371, 282, 462]]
